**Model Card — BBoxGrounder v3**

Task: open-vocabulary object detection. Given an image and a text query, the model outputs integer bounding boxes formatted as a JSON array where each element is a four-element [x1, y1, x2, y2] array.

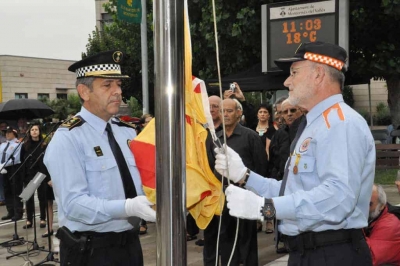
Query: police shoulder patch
[[112, 117, 136, 129], [60, 116, 85, 131]]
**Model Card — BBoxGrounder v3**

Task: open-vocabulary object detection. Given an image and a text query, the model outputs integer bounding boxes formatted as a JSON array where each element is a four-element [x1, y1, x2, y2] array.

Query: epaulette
[[112, 117, 136, 129], [60, 116, 86, 131]]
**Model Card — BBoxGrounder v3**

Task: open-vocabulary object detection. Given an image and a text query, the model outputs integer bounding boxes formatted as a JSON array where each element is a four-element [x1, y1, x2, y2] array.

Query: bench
[[376, 144, 400, 169]]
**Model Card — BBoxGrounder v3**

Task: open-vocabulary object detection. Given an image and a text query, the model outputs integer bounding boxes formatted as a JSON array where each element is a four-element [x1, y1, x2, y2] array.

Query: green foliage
[[374, 169, 398, 184], [84, 0, 153, 110], [67, 94, 82, 114], [189, 0, 274, 79], [350, 0, 400, 79], [357, 109, 371, 125], [83, 0, 400, 126], [127, 97, 143, 118], [374, 102, 392, 125], [342, 86, 355, 108], [43, 93, 82, 120]]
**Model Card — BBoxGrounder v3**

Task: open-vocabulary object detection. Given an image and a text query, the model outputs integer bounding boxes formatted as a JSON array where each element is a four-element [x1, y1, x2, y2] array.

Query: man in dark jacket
[[269, 99, 304, 180], [203, 98, 268, 266]]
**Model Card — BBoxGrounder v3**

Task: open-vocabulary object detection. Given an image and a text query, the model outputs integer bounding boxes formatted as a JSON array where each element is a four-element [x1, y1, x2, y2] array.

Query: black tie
[[1, 142, 10, 163], [275, 116, 307, 248], [105, 123, 137, 198]]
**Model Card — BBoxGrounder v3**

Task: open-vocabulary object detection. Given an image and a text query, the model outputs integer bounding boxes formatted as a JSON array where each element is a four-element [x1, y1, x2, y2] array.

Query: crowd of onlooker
[[1, 83, 399, 266], [184, 82, 400, 266], [0, 117, 55, 237]]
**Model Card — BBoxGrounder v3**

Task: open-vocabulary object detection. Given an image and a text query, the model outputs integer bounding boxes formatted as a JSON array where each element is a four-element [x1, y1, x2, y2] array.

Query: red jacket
[[365, 205, 400, 266]]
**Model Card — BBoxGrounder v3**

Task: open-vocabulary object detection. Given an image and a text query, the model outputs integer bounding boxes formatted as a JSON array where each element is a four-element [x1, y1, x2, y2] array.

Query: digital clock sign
[[261, 0, 348, 72]]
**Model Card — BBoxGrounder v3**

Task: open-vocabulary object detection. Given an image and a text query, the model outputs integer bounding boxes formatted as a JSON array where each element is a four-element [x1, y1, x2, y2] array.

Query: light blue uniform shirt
[[246, 94, 375, 236], [0, 138, 22, 166], [44, 107, 144, 233]]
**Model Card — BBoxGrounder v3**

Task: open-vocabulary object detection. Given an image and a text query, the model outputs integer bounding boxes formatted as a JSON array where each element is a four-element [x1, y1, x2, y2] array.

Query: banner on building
[[117, 0, 142, 24]]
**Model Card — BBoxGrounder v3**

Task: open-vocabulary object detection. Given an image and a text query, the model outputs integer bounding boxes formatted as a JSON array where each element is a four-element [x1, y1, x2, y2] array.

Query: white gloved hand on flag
[[125, 196, 156, 222], [225, 185, 265, 221], [214, 146, 247, 183]]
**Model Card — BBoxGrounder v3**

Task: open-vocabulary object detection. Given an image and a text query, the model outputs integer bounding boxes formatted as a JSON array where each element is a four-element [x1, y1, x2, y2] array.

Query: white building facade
[[0, 55, 76, 102]]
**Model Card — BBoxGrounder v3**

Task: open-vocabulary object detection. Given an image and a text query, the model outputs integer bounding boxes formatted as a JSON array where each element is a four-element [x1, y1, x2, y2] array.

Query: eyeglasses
[[282, 108, 298, 115], [289, 65, 313, 77], [210, 104, 219, 109]]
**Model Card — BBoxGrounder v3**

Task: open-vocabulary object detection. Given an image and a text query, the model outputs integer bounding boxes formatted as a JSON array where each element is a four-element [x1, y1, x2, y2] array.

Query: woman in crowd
[[254, 103, 276, 234], [254, 103, 276, 161], [22, 124, 47, 229]]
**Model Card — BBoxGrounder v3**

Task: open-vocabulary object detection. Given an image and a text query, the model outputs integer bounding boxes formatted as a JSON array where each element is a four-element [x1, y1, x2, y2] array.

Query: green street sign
[[117, 0, 142, 24]]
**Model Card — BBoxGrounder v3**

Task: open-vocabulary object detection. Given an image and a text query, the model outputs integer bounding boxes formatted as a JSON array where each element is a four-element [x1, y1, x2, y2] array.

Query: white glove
[[214, 146, 247, 183], [125, 196, 156, 222], [0, 166, 7, 174], [225, 185, 265, 221]]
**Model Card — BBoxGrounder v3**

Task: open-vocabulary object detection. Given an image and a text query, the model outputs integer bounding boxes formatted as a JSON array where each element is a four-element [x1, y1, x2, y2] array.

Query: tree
[[350, 0, 400, 128], [84, 0, 279, 114], [85, 0, 400, 126], [84, 1, 154, 112], [43, 94, 82, 120]]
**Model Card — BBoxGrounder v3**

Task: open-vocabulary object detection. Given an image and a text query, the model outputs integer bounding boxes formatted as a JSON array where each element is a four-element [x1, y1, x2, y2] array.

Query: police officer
[[214, 42, 375, 266], [0, 126, 23, 221], [44, 50, 156, 266]]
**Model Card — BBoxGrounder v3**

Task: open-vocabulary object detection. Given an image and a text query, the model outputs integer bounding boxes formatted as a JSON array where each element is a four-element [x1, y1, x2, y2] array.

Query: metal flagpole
[[153, 0, 186, 265], [141, 0, 149, 114]]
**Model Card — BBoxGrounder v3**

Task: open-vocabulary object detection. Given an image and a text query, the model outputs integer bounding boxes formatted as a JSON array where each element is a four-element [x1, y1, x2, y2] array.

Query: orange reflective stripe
[[322, 103, 345, 129]]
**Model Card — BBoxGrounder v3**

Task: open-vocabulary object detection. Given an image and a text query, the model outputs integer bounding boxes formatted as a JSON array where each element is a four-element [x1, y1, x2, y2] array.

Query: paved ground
[[0, 185, 399, 266]]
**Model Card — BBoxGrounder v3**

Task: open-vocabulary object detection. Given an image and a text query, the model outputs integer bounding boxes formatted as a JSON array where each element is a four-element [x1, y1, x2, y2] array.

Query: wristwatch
[[261, 198, 276, 219]]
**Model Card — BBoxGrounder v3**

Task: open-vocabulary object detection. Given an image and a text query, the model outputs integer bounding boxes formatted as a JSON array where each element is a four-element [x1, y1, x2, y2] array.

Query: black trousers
[[203, 207, 258, 266], [187, 213, 199, 236], [60, 231, 143, 266], [288, 238, 372, 266], [3, 166, 23, 216]]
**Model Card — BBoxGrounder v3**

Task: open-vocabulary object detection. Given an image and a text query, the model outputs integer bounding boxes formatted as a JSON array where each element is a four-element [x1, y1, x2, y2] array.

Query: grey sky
[[0, 0, 96, 60]]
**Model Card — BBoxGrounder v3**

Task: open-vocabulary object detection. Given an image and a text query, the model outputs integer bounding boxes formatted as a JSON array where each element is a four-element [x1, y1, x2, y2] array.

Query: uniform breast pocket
[[85, 157, 118, 198], [126, 157, 136, 168], [289, 155, 317, 191]]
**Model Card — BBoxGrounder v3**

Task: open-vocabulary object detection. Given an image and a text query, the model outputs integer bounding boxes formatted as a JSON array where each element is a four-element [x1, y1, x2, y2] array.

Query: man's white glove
[[125, 196, 156, 222], [0, 164, 7, 174], [225, 185, 265, 221], [214, 146, 247, 183]]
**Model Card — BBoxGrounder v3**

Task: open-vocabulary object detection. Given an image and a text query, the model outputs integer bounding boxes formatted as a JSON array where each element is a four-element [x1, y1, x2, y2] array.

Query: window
[[100, 13, 113, 30], [15, 93, 28, 99], [56, 93, 68, 100], [37, 93, 49, 101]]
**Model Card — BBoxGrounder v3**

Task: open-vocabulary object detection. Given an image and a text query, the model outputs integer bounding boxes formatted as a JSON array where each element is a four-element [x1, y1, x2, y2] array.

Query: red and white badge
[[299, 137, 312, 153]]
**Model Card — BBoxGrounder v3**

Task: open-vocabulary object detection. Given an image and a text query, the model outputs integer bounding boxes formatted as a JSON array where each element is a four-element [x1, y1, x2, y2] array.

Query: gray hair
[[315, 63, 345, 90], [274, 96, 288, 105], [75, 77, 96, 103], [232, 98, 243, 111], [373, 184, 387, 206]]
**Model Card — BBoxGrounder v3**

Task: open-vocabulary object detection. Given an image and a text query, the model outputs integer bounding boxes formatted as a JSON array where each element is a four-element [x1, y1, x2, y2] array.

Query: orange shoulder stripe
[[322, 103, 345, 129]]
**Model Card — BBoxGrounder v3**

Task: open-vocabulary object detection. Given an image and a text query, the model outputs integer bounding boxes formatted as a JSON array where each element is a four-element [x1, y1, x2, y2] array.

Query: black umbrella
[[0, 99, 54, 120]]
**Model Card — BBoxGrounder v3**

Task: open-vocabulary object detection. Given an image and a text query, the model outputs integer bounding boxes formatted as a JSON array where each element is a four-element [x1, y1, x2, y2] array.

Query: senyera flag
[[130, 1, 223, 229], [130, 78, 223, 229]]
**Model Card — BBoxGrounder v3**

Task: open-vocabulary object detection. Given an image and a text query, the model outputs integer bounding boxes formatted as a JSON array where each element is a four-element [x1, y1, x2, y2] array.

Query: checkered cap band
[[75, 64, 121, 78], [304, 52, 345, 71]]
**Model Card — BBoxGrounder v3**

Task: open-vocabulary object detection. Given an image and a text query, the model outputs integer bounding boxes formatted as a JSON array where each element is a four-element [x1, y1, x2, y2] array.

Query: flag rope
[[210, 0, 240, 265]]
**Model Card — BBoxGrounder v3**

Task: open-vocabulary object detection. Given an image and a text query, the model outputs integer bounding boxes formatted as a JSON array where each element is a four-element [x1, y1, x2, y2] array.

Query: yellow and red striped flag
[[129, 1, 223, 229]]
